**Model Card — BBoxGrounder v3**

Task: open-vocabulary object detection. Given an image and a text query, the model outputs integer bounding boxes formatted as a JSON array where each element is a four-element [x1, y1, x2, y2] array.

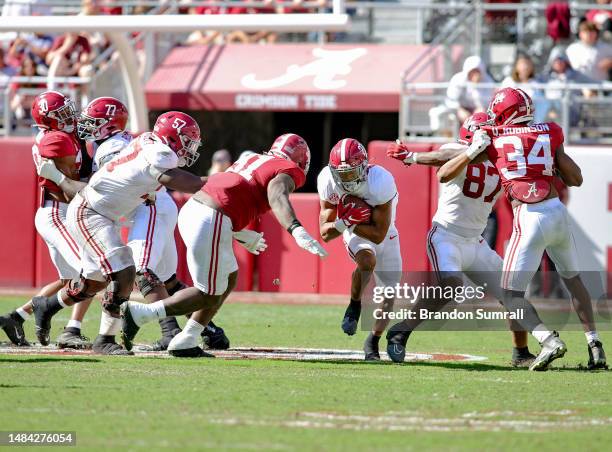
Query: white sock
[[67, 319, 81, 330], [130, 301, 166, 326], [183, 318, 205, 338], [16, 307, 30, 321], [585, 331, 600, 344], [99, 311, 121, 336], [532, 324, 554, 344]]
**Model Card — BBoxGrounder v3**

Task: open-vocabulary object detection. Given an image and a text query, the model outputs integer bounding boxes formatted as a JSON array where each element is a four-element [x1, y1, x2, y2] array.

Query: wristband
[[287, 219, 302, 235], [405, 153, 418, 164], [334, 218, 348, 233]]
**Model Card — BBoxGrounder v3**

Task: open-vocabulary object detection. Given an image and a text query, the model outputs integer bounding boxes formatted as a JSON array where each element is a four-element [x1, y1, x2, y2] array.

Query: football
[[339, 194, 373, 223]]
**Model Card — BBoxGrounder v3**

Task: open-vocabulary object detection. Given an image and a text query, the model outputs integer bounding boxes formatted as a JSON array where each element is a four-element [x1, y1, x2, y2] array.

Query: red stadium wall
[[1, 136, 609, 296]]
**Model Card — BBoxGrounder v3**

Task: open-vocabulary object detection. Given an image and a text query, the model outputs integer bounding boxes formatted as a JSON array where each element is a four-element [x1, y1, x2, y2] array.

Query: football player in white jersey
[[31, 111, 207, 355], [318, 138, 401, 360], [82, 99, 229, 352], [385, 113, 535, 367]]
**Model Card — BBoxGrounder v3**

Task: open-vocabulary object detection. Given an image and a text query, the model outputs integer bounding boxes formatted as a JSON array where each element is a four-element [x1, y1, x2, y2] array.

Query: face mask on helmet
[[176, 133, 201, 167], [77, 113, 106, 140], [331, 161, 368, 194], [51, 99, 77, 133]]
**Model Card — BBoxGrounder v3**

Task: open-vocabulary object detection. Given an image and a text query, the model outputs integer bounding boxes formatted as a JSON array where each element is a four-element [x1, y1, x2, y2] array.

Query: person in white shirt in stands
[[430, 55, 495, 133], [566, 21, 612, 81], [445, 55, 495, 123]]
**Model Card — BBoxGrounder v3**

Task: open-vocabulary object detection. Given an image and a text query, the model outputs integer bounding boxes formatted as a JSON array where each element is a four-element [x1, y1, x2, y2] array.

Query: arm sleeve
[[38, 133, 75, 158]]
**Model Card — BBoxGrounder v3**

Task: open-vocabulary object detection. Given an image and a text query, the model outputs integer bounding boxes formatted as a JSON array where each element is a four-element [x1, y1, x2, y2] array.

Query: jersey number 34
[[495, 134, 554, 180]]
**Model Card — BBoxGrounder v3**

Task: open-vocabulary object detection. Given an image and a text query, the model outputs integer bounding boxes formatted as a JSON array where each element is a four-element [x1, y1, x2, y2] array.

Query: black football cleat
[[56, 328, 92, 350], [511, 348, 536, 368], [341, 301, 361, 336], [31, 296, 63, 346], [168, 346, 215, 358], [202, 320, 230, 350], [588, 340, 608, 370], [120, 302, 140, 351], [147, 328, 182, 352], [386, 323, 412, 363], [363, 333, 381, 361], [0, 312, 30, 346], [92, 335, 133, 355]]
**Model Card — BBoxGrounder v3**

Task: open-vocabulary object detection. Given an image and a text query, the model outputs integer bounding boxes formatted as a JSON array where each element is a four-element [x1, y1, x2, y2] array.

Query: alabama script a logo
[[241, 47, 368, 90]]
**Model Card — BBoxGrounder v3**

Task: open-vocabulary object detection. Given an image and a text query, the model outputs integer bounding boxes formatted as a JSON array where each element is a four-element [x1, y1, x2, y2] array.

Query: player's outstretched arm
[[387, 141, 466, 167], [319, 200, 342, 242], [437, 130, 491, 182], [555, 144, 583, 187], [353, 199, 392, 245], [268, 173, 328, 257], [157, 168, 207, 193], [267, 173, 298, 229]]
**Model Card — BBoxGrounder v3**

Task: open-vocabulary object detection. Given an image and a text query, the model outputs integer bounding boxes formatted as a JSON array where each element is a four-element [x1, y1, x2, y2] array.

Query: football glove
[[233, 229, 267, 255], [291, 226, 328, 258], [387, 140, 418, 165], [465, 130, 491, 160], [37, 158, 66, 185]]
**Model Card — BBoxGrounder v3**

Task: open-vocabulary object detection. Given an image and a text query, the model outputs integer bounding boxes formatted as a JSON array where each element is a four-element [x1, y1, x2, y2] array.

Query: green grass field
[[1, 295, 611, 451]]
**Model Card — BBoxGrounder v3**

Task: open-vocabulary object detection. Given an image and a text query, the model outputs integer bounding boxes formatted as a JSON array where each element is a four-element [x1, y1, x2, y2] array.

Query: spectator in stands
[[502, 54, 537, 96], [8, 33, 53, 76], [430, 55, 494, 133], [501, 54, 548, 122], [208, 149, 233, 176], [536, 47, 597, 124], [566, 21, 612, 81], [10, 54, 41, 121], [585, 0, 612, 38], [46, 33, 93, 79], [0, 47, 16, 78], [445, 55, 494, 122]]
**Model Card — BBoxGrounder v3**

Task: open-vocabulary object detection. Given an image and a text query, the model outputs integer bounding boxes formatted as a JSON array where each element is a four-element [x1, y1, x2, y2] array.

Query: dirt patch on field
[[0, 343, 486, 363]]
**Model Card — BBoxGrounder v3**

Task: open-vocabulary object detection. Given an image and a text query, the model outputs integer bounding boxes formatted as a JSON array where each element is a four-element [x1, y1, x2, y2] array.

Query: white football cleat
[[167, 331, 214, 358], [529, 332, 567, 371]]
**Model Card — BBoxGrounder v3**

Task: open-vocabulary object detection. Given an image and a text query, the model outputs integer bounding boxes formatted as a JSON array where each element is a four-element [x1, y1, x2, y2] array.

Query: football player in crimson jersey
[[385, 113, 535, 367], [439, 87, 606, 370], [0, 91, 94, 349], [121, 133, 328, 357], [31, 111, 208, 355], [318, 138, 401, 360]]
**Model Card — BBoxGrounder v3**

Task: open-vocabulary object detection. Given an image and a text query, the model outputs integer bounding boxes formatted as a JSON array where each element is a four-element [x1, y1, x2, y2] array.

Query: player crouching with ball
[[317, 138, 402, 360]]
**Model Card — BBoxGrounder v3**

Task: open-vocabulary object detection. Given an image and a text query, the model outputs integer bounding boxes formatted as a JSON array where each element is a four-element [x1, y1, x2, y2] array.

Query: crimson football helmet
[[31, 91, 77, 133], [458, 112, 490, 145], [487, 87, 534, 126], [329, 138, 368, 193], [78, 97, 128, 141], [268, 133, 311, 174], [153, 111, 201, 167]]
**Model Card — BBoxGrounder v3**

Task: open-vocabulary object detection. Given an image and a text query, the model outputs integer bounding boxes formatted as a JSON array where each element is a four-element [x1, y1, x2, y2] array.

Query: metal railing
[[1, 76, 89, 136], [400, 81, 612, 144]]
